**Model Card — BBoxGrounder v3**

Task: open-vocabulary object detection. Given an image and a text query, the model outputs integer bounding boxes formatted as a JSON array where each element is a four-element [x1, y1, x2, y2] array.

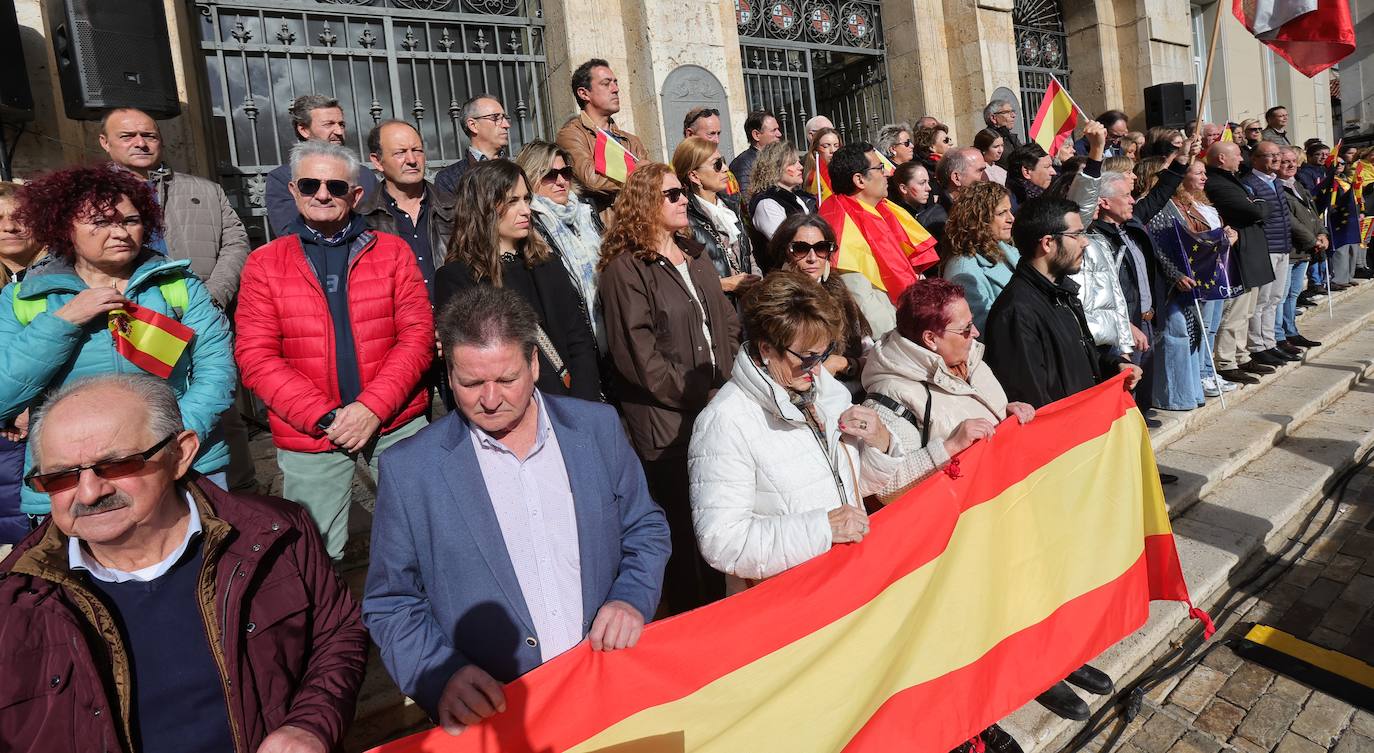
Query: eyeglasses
[[784, 342, 836, 371], [787, 240, 836, 259], [542, 166, 575, 184], [662, 187, 687, 203], [862, 164, 886, 175], [295, 178, 352, 198], [943, 322, 976, 338], [897, 139, 914, 148], [25, 434, 176, 493], [471, 113, 511, 125], [994, 110, 1014, 117], [1051, 230, 1090, 239]]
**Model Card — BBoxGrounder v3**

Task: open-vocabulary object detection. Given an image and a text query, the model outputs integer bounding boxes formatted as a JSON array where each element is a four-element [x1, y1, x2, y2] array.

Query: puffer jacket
[[235, 228, 433, 453], [149, 165, 252, 308], [686, 193, 754, 279], [688, 346, 904, 592], [1241, 172, 1293, 257], [0, 478, 369, 753], [0, 252, 235, 514], [1071, 234, 1135, 356], [941, 242, 1020, 331]]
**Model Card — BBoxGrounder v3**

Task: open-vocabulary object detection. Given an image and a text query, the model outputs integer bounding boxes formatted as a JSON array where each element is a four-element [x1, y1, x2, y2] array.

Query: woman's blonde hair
[[512, 140, 571, 195], [744, 140, 800, 206], [943, 181, 1011, 264], [671, 136, 719, 194], [600, 162, 680, 271]]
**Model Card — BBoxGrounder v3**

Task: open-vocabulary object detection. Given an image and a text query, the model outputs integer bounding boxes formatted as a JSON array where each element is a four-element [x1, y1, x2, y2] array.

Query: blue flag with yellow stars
[[1155, 218, 1242, 302]]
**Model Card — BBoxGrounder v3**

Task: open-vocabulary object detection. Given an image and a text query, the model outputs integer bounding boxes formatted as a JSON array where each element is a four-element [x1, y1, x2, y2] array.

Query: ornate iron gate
[[194, 0, 551, 242], [1013, 0, 1070, 137], [736, 0, 892, 149]]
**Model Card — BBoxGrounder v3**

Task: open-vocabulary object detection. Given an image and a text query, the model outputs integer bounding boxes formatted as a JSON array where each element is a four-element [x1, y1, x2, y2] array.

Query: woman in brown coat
[[599, 162, 740, 614]]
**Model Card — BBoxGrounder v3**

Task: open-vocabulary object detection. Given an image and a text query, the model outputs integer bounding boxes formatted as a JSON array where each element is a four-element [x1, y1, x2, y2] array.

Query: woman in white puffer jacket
[[688, 271, 904, 594]]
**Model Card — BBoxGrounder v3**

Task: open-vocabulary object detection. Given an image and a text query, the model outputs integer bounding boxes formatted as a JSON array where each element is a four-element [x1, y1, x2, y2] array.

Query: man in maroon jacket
[[0, 373, 367, 753], [236, 139, 433, 560]]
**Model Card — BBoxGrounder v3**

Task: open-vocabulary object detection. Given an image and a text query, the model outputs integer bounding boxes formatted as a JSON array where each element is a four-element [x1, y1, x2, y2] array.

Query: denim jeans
[[1199, 299, 1224, 380], [1279, 260, 1310, 340], [1151, 296, 1205, 411], [1309, 256, 1328, 287]]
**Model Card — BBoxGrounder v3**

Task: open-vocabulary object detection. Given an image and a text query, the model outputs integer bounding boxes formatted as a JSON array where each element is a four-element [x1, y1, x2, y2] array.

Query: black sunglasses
[[788, 240, 836, 259], [784, 342, 837, 371], [295, 178, 352, 198], [701, 157, 725, 173], [25, 434, 176, 493], [662, 187, 687, 203], [542, 166, 575, 183]]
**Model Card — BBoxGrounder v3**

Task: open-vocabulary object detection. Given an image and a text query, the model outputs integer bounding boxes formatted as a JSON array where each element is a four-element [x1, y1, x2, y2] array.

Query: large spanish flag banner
[[819, 193, 939, 304], [369, 375, 1209, 753], [593, 129, 637, 184], [1028, 76, 1079, 154], [108, 303, 193, 379]]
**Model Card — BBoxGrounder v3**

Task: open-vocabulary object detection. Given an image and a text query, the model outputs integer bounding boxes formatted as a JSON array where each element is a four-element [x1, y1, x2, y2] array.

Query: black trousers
[[641, 454, 725, 615]]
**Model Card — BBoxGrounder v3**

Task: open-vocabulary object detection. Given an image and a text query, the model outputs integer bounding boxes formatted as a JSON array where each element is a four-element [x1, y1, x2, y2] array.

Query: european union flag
[[1152, 218, 1241, 302]]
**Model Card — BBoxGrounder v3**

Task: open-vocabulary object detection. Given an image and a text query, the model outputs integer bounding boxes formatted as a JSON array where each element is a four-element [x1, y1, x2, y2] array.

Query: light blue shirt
[[469, 391, 584, 662], [69, 492, 201, 583]]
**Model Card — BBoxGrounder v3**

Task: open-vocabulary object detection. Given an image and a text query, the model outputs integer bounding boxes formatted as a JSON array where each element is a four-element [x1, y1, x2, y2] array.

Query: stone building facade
[[8, 0, 1338, 239]]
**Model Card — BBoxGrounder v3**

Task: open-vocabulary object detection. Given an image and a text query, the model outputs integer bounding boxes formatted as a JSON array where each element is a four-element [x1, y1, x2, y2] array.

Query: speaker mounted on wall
[[0, 1, 35, 122], [46, 0, 181, 121]]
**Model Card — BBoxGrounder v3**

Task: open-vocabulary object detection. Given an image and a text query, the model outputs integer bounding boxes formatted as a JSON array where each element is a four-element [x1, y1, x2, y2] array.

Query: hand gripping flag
[[819, 193, 939, 303], [1028, 76, 1079, 154], [1232, 0, 1354, 77], [108, 303, 194, 379], [368, 374, 1210, 753], [593, 129, 638, 184], [1151, 218, 1243, 302]]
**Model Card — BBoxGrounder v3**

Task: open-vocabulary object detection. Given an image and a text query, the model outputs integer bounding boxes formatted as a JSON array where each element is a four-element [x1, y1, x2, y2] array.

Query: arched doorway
[[1013, 0, 1071, 136], [735, 0, 893, 147]]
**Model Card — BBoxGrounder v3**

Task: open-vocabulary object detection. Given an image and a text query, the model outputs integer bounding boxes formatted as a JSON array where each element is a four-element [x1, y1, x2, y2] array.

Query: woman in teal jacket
[[941, 181, 1020, 332], [0, 166, 234, 518]]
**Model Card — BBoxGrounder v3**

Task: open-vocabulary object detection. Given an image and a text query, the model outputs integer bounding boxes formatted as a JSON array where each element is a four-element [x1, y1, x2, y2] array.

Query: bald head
[[805, 115, 834, 142], [1207, 142, 1241, 173], [936, 146, 988, 197]]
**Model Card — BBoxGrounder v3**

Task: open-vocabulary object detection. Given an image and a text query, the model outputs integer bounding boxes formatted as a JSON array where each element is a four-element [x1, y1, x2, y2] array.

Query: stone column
[[882, 0, 955, 132], [1112, 0, 1193, 123], [1063, 0, 1124, 120], [940, 0, 1018, 144]]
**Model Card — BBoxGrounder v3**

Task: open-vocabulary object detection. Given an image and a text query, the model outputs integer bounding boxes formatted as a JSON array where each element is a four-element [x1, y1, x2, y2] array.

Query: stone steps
[[1005, 282, 1374, 753]]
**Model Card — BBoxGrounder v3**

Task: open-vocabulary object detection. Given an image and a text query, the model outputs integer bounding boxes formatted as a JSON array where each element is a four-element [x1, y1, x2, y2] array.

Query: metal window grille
[[1013, 0, 1070, 137]]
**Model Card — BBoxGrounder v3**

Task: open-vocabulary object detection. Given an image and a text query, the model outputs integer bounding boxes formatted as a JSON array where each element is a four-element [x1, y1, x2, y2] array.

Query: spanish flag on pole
[[108, 303, 194, 379], [1028, 75, 1080, 154], [819, 193, 939, 303], [593, 128, 638, 184], [368, 374, 1208, 753], [811, 154, 833, 203]]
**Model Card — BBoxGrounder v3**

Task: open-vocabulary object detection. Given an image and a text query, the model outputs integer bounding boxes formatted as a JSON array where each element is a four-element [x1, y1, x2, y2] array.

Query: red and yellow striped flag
[[811, 154, 834, 203], [1221, 123, 1236, 143], [724, 169, 741, 196], [1029, 77, 1079, 154], [108, 303, 193, 379], [1327, 140, 1343, 167], [819, 193, 939, 303], [368, 374, 1206, 753], [593, 129, 637, 184]]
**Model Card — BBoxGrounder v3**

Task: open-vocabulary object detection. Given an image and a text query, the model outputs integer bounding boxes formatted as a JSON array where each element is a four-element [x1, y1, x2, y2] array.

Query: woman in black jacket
[[672, 136, 758, 299], [436, 159, 602, 401]]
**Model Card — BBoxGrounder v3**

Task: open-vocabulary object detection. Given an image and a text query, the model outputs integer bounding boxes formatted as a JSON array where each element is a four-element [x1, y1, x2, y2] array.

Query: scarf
[[695, 195, 742, 246], [532, 194, 605, 347]]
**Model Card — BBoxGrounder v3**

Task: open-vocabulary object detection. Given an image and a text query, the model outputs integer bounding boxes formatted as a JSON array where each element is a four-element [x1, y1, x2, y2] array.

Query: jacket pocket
[[244, 574, 309, 718], [0, 648, 73, 709]]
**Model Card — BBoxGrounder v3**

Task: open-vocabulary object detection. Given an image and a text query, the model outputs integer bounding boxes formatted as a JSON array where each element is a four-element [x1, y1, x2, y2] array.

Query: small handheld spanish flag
[[812, 154, 833, 203], [1028, 75, 1080, 154], [1221, 124, 1235, 143], [593, 128, 638, 184], [875, 150, 897, 177], [108, 303, 194, 379]]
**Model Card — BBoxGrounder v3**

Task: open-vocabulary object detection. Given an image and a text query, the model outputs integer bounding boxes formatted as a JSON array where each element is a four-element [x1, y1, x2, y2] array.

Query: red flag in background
[[1232, 0, 1355, 77]]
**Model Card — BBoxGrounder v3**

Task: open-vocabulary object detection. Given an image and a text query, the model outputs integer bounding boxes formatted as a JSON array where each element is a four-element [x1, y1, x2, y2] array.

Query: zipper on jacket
[[198, 552, 245, 753]]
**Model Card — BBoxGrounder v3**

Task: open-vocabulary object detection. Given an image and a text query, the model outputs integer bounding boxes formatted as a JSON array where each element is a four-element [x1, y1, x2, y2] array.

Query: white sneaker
[[1219, 378, 1239, 392], [1202, 377, 1222, 397]]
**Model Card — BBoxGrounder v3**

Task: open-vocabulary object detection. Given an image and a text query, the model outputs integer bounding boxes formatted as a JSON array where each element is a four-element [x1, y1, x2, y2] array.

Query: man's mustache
[[71, 491, 132, 517]]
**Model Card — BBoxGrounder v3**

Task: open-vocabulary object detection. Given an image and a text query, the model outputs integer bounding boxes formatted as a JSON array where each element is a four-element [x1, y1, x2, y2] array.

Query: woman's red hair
[[16, 166, 163, 256]]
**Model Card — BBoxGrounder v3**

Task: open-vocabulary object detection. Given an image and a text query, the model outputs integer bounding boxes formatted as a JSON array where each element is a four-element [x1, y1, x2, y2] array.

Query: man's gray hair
[[458, 93, 502, 137], [1099, 171, 1133, 199], [436, 285, 540, 358], [984, 98, 1014, 124], [288, 94, 341, 141], [875, 122, 912, 158], [29, 374, 185, 467], [936, 146, 982, 188], [289, 140, 361, 184]]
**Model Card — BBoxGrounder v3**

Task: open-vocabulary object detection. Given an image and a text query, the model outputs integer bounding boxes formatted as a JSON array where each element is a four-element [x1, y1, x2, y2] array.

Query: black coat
[[686, 193, 754, 279], [983, 259, 1129, 409], [435, 255, 602, 402], [1203, 167, 1276, 290]]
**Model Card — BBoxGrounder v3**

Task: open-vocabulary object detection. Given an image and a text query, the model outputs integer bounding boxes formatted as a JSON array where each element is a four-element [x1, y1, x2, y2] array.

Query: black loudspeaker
[[46, 0, 180, 121], [0, 2, 35, 121], [1144, 82, 1197, 130]]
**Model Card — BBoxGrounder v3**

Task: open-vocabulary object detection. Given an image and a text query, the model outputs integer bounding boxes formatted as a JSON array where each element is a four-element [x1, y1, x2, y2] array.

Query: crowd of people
[[0, 55, 1367, 753]]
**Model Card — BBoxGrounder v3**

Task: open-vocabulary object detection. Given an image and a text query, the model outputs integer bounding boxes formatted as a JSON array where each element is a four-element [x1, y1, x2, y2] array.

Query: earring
[[762, 357, 770, 366]]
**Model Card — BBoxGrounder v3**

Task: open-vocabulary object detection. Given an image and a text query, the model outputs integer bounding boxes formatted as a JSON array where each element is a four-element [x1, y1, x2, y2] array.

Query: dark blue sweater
[[293, 214, 368, 406]]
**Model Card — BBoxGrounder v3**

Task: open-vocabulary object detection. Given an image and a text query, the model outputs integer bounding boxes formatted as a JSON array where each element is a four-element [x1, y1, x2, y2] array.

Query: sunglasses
[[700, 157, 725, 173], [897, 139, 914, 148], [25, 434, 176, 493], [941, 137, 953, 145], [542, 166, 575, 184], [787, 240, 836, 259], [943, 322, 976, 339], [295, 178, 352, 198], [784, 342, 837, 371], [687, 107, 720, 121], [662, 187, 687, 203]]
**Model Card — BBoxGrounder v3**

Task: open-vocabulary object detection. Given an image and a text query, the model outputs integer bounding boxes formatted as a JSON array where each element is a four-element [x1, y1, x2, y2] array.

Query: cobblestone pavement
[[1061, 463, 1374, 753]]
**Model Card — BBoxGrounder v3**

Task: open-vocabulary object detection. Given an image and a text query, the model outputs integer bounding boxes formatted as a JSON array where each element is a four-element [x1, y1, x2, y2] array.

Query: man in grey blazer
[[364, 285, 670, 736]]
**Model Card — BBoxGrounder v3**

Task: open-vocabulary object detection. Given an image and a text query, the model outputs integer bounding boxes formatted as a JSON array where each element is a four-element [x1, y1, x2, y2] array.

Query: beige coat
[[861, 332, 1009, 501]]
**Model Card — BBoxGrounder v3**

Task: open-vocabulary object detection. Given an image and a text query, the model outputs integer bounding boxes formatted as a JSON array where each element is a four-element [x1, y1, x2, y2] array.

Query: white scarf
[[696, 194, 742, 246]]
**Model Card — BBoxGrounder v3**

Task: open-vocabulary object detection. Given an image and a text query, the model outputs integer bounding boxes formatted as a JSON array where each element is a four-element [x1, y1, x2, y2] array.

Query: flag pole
[[1193, 2, 1225, 139], [1195, 298, 1226, 408], [815, 153, 822, 197]]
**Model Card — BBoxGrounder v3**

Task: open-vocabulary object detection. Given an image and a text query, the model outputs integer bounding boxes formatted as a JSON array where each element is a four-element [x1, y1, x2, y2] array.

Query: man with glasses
[[235, 140, 434, 561], [1241, 141, 1300, 370], [266, 94, 379, 236], [557, 58, 648, 216], [434, 94, 511, 196], [1075, 110, 1129, 158], [360, 119, 456, 297], [1, 373, 367, 753], [983, 98, 1022, 151], [684, 107, 723, 143]]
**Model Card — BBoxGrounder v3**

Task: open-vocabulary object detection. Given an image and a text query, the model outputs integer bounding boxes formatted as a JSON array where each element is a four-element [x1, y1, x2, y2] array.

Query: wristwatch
[[317, 409, 339, 431]]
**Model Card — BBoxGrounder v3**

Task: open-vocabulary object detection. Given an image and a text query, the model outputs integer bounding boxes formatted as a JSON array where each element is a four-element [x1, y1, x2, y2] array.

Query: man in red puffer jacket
[[236, 140, 433, 561]]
